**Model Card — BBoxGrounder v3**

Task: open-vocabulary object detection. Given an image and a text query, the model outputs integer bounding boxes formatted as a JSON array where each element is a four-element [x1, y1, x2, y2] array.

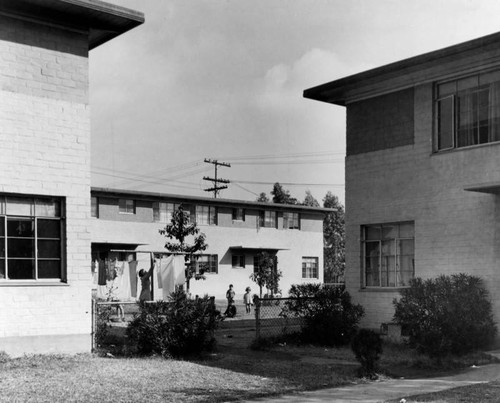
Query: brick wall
[[0, 15, 91, 355], [345, 82, 500, 329]]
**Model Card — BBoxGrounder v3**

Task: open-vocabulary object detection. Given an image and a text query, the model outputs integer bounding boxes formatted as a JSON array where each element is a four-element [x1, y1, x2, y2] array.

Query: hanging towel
[[160, 255, 186, 300], [156, 259, 163, 289], [98, 260, 106, 286], [129, 260, 138, 298], [115, 261, 132, 301]]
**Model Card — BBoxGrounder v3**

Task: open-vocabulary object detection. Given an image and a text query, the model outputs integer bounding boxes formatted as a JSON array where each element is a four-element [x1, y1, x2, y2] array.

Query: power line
[[203, 159, 231, 198]]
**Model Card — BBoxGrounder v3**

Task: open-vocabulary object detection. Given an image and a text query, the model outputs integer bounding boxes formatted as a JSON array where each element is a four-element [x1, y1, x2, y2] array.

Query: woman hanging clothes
[[138, 253, 155, 302]]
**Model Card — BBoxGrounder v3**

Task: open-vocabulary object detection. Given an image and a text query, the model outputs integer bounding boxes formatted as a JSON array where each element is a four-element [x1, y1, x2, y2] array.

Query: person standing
[[225, 284, 236, 317], [138, 253, 155, 303], [243, 287, 252, 314]]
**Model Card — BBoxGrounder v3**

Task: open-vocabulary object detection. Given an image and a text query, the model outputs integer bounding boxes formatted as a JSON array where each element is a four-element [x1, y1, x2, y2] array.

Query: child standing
[[243, 287, 252, 314]]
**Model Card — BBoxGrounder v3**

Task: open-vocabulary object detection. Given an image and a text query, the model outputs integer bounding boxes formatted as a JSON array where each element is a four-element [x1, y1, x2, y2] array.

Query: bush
[[95, 304, 113, 348], [351, 329, 383, 378], [393, 273, 497, 358], [284, 283, 364, 346], [127, 289, 223, 358]]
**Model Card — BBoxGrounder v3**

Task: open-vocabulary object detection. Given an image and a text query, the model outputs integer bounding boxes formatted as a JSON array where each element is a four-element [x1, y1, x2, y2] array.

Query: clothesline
[[110, 249, 191, 255]]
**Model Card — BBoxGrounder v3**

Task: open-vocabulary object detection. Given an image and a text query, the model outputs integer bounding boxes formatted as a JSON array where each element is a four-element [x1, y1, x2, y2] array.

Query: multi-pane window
[[196, 205, 217, 225], [362, 222, 415, 288], [119, 199, 135, 214], [232, 255, 245, 268], [260, 211, 277, 228], [283, 212, 300, 230], [232, 208, 245, 221], [0, 196, 64, 281], [193, 254, 218, 274], [302, 257, 318, 279], [436, 70, 500, 151], [91, 196, 98, 218]]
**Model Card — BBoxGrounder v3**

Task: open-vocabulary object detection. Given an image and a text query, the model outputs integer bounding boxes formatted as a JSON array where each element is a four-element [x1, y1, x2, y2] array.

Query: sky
[[89, 0, 500, 206]]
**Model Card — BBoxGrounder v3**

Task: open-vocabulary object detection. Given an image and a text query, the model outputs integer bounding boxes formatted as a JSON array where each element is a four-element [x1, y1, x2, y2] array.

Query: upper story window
[[283, 212, 300, 230], [362, 221, 414, 288], [119, 199, 135, 215], [0, 195, 64, 281], [91, 196, 98, 218], [436, 70, 500, 151], [232, 208, 245, 221], [232, 254, 245, 268], [196, 205, 217, 225], [260, 211, 277, 228]]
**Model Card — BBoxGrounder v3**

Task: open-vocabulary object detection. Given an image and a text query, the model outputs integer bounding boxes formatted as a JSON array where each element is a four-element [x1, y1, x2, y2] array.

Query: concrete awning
[[229, 246, 289, 252], [464, 182, 500, 194]]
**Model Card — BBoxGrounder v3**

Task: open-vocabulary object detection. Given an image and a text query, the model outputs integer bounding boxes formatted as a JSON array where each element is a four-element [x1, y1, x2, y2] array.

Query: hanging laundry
[[156, 259, 162, 289], [114, 261, 132, 301], [159, 255, 186, 300], [129, 260, 138, 298]]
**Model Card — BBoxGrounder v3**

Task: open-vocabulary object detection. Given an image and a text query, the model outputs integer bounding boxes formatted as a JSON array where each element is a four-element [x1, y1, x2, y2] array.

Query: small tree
[[250, 251, 282, 297], [256, 192, 269, 203], [159, 205, 208, 293]]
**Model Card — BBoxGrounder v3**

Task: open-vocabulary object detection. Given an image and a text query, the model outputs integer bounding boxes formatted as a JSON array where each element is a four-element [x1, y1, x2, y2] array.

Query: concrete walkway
[[244, 353, 500, 403]]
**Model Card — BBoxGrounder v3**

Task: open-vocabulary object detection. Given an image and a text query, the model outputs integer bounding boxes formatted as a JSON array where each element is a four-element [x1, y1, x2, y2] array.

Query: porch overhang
[[229, 246, 289, 252], [464, 182, 500, 194]]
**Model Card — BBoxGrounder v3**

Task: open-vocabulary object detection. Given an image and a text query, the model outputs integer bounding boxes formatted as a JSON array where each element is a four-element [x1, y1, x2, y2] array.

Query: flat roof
[[0, 0, 144, 49], [91, 187, 335, 214], [304, 31, 500, 106]]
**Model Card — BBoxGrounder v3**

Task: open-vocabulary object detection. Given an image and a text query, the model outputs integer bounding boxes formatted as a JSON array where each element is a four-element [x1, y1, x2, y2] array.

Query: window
[[302, 257, 318, 279], [283, 212, 300, 230], [232, 208, 245, 221], [362, 222, 415, 288], [196, 205, 217, 225], [119, 199, 135, 214], [436, 70, 500, 151], [232, 254, 245, 268], [260, 211, 277, 228], [193, 254, 218, 274], [0, 195, 64, 281], [91, 196, 98, 218]]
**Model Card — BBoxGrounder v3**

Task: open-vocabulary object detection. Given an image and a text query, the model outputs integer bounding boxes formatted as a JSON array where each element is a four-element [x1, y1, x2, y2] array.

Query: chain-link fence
[[254, 297, 306, 339]]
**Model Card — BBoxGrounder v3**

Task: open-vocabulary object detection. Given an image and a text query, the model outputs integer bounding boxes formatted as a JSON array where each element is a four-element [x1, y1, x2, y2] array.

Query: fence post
[[254, 297, 261, 340], [91, 299, 96, 352]]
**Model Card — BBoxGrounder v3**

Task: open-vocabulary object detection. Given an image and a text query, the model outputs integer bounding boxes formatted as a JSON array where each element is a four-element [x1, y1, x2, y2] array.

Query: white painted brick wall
[[0, 15, 91, 351]]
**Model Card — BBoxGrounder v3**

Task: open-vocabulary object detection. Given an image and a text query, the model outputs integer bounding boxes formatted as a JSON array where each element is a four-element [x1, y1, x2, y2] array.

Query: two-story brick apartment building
[[305, 32, 500, 331], [0, 1, 143, 356], [90, 188, 327, 300]]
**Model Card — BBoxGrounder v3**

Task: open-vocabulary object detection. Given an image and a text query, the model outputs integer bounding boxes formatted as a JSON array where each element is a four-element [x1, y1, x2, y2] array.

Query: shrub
[[351, 329, 383, 378], [94, 304, 113, 348], [284, 283, 364, 346], [393, 273, 497, 358], [127, 289, 223, 358]]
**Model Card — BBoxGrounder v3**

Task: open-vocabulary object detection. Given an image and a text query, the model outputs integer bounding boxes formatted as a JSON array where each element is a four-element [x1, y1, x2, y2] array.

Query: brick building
[[90, 188, 327, 301], [0, 0, 143, 356], [305, 32, 500, 331]]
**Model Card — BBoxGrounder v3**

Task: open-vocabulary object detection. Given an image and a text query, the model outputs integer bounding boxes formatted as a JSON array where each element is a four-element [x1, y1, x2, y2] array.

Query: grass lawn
[[1, 325, 497, 403]]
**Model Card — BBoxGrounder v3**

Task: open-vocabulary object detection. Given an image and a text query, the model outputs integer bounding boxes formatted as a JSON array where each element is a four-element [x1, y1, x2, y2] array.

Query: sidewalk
[[243, 352, 500, 403]]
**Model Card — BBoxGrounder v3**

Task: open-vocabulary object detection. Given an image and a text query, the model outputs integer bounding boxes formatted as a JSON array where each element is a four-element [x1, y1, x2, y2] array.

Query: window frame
[[118, 198, 135, 215], [0, 195, 65, 282], [232, 254, 245, 268], [195, 205, 217, 226], [302, 256, 318, 279], [193, 254, 218, 274], [283, 211, 300, 230], [232, 208, 245, 222], [361, 221, 415, 288], [434, 70, 500, 152], [260, 210, 277, 228]]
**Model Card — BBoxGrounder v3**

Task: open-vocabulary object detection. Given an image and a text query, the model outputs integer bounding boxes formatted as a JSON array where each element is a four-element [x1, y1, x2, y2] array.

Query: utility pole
[[203, 158, 231, 198]]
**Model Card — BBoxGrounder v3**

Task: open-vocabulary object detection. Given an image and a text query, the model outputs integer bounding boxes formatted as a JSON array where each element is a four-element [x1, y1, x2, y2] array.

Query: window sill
[[0, 280, 69, 287], [432, 140, 500, 156]]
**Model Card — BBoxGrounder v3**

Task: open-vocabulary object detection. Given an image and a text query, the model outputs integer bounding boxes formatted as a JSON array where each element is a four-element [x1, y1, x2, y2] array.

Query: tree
[[323, 192, 345, 283], [270, 182, 297, 204], [256, 192, 269, 203], [159, 205, 208, 293], [250, 251, 282, 297], [303, 190, 320, 207]]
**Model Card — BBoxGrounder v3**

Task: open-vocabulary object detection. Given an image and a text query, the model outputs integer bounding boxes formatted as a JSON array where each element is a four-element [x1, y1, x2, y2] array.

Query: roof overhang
[[464, 182, 500, 194], [304, 31, 500, 106], [0, 0, 144, 50], [229, 246, 289, 252]]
